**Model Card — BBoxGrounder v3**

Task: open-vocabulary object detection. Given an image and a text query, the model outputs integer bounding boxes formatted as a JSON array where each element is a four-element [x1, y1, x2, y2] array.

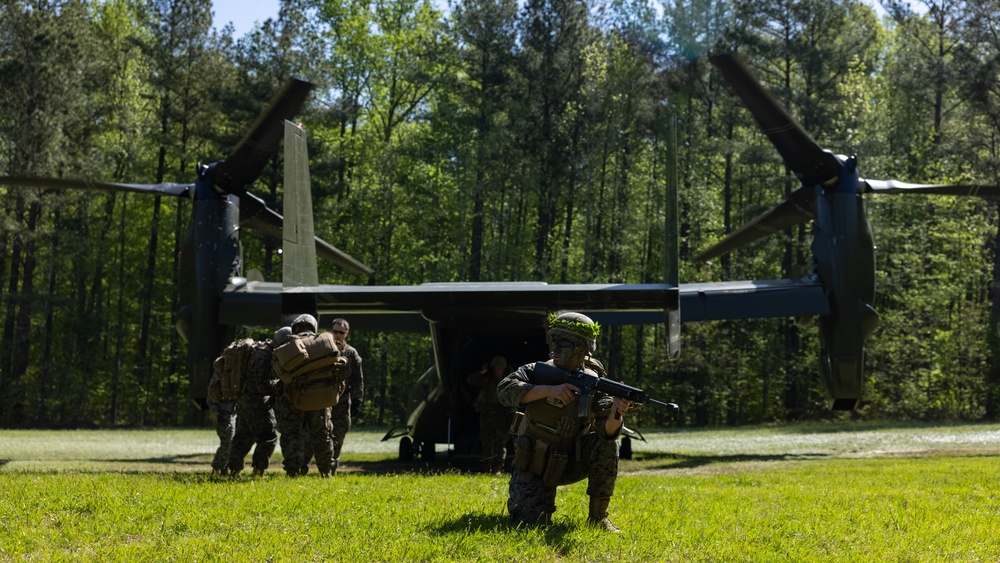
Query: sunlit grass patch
[[1, 424, 1000, 561]]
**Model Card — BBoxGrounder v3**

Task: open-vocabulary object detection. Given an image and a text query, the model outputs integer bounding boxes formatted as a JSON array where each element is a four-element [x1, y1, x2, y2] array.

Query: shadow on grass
[[430, 511, 578, 543], [0, 452, 211, 472], [627, 450, 831, 471], [650, 420, 1000, 437], [340, 456, 486, 475]]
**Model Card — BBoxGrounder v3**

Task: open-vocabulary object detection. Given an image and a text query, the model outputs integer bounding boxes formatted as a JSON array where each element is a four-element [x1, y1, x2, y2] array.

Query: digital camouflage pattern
[[330, 342, 363, 472], [275, 325, 337, 477], [507, 432, 619, 523], [275, 394, 334, 476], [301, 342, 363, 475], [228, 340, 281, 475], [498, 361, 621, 525], [209, 389, 237, 473]]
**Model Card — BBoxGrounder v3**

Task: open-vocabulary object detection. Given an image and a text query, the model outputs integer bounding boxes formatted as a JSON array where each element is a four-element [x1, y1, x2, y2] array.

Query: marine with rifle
[[497, 312, 642, 532]]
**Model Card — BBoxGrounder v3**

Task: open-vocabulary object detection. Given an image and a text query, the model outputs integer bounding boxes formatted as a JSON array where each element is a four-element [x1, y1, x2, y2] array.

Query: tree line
[[2, 0, 999, 428]]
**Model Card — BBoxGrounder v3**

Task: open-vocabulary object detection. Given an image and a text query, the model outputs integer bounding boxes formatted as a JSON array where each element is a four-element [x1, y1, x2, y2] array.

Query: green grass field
[[2, 423, 999, 561]]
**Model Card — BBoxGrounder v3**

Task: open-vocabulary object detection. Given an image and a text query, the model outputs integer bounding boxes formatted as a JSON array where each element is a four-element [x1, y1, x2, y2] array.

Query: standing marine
[[328, 317, 363, 474], [227, 329, 285, 477], [466, 355, 513, 474], [274, 314, 339, 477], [497, 312, 633, 531], [299, 317, 364, 475], [207, 367, 236, 476]]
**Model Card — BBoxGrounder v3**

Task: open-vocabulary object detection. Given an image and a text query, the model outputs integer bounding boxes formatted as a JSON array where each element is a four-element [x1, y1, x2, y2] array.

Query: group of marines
[[208, 314, 363, 479], [208, 310, 634, 532]]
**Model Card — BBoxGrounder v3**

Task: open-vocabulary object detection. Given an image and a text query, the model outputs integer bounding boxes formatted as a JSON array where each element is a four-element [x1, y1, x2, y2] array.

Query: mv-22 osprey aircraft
[[5, 54, 999, 460]]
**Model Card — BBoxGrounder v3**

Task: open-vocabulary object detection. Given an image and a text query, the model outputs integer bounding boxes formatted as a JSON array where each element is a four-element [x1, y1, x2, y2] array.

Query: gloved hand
[[350, 401, 363, 420]]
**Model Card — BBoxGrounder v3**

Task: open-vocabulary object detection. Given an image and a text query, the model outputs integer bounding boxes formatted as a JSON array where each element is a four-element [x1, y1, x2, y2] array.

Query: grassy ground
[[1, 422, 999, 561]]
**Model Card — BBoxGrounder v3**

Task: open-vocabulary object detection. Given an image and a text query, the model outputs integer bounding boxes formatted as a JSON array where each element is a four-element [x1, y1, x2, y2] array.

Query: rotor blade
[[0, 176, 193, 198], [695, 186, 817, 261], [238, 192, 284, 238], [711, 54, 841, 187], [238, 192, 374, 276], [213, 78, 314, 192], [862, 179, 1000, 198]]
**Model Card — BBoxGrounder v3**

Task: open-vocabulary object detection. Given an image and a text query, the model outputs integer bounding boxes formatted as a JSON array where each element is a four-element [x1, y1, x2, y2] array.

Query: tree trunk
[[12, 201, 42, 388], [39, 208, 60, 422], [986, 204, 1000, 419]]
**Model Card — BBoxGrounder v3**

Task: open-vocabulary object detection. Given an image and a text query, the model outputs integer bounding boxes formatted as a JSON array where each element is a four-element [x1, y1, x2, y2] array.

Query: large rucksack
[[272, 332, 349, 410], [212, 338, 255, 401]]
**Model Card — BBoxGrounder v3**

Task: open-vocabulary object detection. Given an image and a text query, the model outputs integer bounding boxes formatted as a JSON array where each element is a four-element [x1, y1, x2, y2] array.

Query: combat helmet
[[547, 312, 600, 353], [290, 313, 318, 334], [274, 326, 293, 345]]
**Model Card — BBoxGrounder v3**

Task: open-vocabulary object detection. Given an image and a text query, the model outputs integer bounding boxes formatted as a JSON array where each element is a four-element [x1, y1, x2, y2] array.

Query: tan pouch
[[529, 439, 548, 476], [542, 451, 568, 487], [512, 434, 534, 470]]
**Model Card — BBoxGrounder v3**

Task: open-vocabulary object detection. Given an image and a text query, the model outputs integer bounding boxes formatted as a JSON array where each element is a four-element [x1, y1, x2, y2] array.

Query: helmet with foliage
[[290, 314, 318, 334], [547, 312, 600, 353]]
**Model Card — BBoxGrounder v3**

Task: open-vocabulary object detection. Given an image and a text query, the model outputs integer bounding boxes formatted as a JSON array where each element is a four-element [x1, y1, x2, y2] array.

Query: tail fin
[[280, 120, 320, 321], [282, 120, 320, 288]]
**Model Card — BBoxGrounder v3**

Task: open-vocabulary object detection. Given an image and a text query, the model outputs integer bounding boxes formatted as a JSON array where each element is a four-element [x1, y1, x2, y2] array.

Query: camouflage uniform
[[330, 342, 363, 474], [300, 342, 363, 475], [227, 340, 281, 476], [497, 361, 621, 525], [276, 318, 337, 477], [275, 394, 334, 476], [466, 357, 513, 474], [208, 371, 237, 474]]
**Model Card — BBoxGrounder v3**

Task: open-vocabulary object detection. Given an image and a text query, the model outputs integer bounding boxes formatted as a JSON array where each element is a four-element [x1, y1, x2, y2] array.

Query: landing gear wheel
[[620, 436, 633, 460], [420, 441, 435, 461], [399, 437, 414, 461]]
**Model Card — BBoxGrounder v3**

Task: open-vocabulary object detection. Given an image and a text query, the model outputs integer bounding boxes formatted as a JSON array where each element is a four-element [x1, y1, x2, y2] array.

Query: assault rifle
[[532, 361, 678, 418]]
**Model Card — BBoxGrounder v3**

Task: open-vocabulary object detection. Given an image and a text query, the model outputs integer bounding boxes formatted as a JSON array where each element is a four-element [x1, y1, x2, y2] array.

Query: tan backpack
[[272, 332, 349, 410]]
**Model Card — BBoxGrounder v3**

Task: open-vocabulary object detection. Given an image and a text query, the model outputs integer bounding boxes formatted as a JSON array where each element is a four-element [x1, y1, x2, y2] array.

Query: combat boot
[[587, 496, 622, 533]]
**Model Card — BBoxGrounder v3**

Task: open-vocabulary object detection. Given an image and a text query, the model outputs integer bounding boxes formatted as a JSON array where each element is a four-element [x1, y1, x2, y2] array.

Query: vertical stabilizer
[[282, 120, 320, 288]]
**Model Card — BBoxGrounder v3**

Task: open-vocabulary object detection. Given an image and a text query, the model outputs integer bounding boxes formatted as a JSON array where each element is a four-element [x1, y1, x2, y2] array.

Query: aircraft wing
[[219, 280, 678, 332], [220, 277, 828, 333], [587, 278, 829, 325]]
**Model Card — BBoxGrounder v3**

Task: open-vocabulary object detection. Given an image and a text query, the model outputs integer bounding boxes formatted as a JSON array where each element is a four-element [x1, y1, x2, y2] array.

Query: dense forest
[[2, 0, 999, 428]]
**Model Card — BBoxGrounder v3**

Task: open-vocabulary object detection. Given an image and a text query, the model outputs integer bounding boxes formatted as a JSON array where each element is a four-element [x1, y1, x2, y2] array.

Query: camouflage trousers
[[507, 432, 619, 525], [478, 409, 512, 471], [330, 397, 352, 467], [301, 397, 352, 475], [275, 395, 333, 475], [211, 402, 237, 472], [228, 401, 278, 474]]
